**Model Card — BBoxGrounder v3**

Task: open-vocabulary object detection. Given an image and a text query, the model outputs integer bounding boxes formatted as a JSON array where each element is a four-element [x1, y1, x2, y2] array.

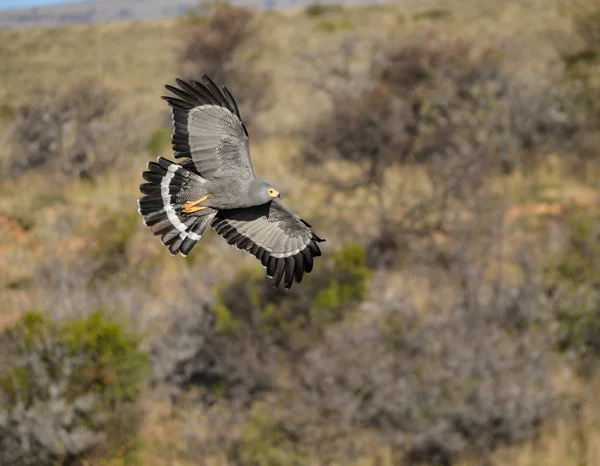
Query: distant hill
[[0, 0, 364, 27]]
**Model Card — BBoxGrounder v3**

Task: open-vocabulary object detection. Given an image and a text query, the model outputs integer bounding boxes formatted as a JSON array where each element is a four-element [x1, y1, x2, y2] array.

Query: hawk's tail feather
[[138, 157, 216, 256]]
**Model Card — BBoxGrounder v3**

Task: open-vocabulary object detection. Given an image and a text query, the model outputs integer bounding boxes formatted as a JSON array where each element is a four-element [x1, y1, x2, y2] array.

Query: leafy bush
[[179, 4, 269, 131], [301, 32, 579, 260], [144, 127, 171, 159], [0, 310, 149, 466], [548, 209, 600, 288], [546, 208, 600, 374], [152, 244, 370, 407], [8, 78, 140, 180], [298, 287, 554, 464], [155, 176, 567, 465], [413, 8, 451, 21], [304, 2, 326, 17], [571, 0, 600, 49], [236, 402, 308, 466], [176, 247, 557, 465], [213, 243, 370, 348], [304, 2, 342, 17], [248, 225, 557, 464], [561, 0, 600, 159], [315, 17, 354, 33], [307, 33, 576, 173], [89, 210, 139, 281]]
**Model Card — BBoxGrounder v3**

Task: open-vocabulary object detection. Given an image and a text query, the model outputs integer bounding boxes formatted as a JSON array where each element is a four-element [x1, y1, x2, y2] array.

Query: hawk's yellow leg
[[182, 194, 211, 213]]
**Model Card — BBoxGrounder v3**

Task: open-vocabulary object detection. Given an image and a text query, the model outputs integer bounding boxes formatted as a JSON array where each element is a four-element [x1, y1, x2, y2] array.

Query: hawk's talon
[[183, 194, 211, 213]]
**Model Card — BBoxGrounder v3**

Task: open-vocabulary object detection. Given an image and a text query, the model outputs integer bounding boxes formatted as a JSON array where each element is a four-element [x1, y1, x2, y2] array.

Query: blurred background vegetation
[[1, 0, 600, 464]]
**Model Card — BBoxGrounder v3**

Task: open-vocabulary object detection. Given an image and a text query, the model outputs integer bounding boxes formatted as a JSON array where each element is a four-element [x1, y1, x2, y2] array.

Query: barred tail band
[[138, 157, 216, 256]]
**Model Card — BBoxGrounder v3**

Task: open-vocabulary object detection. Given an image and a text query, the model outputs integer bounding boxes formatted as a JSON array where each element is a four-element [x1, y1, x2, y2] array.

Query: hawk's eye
[[268, 189, 275, 195]]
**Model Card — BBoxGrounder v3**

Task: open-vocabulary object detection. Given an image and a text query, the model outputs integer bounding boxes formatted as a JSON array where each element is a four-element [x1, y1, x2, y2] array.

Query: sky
[[0, 0, 86, 11]]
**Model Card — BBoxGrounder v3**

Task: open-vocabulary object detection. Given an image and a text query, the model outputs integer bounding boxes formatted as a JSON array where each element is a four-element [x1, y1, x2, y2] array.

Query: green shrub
[[214, 243, 371, 344], [304, 2, 343, 17], [0, 309, 149, 466], [413, 8, 451, 21], [14, 212, 36, 231], [179, 3, 269, 133], [237, 403, 308, 466], [145, 127, 171, 158], [545, 208, 600, 373], [90, 210, 139, 280], [546, 208, 600, 289], [554, 292, 600, 356], [7, 78, 138, 180], [563, 48, 600, 67], [571, 2, 600, 48], [304, 2, 329, 17], [315, 17, 354, 33], [61, 310, 149, 403], [155, 244, 372, 411], [313, 244, 370, 319]]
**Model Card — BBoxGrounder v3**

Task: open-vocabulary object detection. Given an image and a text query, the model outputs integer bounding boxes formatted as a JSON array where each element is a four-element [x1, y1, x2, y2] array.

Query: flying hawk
[[137, 75, 325, 289]]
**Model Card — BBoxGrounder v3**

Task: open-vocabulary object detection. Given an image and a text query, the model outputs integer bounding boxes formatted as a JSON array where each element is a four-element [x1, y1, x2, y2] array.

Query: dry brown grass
[[489, 376, 600, 466], [1, 0, 600, 464]]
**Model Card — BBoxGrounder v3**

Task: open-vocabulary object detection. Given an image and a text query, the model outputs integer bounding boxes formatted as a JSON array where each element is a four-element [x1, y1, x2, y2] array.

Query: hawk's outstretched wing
[[162, 75, 254, 180], [212, 200, 325, 289]]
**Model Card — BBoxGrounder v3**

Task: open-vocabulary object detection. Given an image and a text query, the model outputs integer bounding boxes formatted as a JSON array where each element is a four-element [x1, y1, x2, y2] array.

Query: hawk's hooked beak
[[270, 189, 281, 199]]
